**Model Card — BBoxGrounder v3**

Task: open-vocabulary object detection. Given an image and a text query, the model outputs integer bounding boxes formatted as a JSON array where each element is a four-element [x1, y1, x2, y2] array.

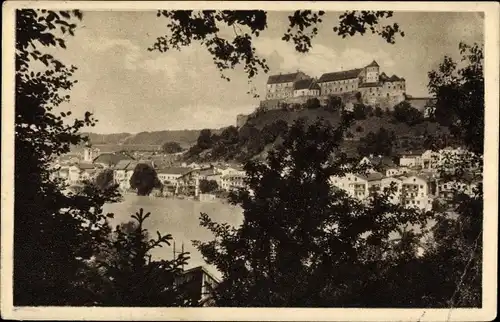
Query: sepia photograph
[[1, 1, 498, 321]]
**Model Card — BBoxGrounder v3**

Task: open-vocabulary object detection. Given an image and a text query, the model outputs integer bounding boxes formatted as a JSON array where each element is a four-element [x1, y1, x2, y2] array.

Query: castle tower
[[83, 140, 94, 162], [365, 60, 380, 83]]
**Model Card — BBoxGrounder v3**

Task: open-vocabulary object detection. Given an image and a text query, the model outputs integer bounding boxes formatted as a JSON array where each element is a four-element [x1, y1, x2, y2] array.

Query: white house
[[385, 167, 400, 177], [421, 149, 440, 170], [292, 78, 321, 97], [157, 167, 191, 184], [400, 175, 433, 211], [113, 160, 139, 191], [221, 173, 246, 191], [398, 150, 425, 168]]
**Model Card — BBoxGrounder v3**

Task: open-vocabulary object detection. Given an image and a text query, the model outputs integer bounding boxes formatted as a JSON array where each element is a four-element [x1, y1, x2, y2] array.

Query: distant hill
[[74, 128, 225, 153]]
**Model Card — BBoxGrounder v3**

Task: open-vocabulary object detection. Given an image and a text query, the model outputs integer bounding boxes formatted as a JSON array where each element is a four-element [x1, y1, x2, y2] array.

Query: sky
[[51, 10, 484, 134]]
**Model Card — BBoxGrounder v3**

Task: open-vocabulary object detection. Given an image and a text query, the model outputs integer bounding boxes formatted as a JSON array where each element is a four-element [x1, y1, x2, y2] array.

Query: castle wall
[[236, 114, 250, 128], [319, 78, 360, 96], [259, 98, 282, 110]]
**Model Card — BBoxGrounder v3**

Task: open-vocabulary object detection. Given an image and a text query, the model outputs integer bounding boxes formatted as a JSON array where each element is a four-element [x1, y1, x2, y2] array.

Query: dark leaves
[[150, 10, 403, 82], [333, 11, 404, 44]]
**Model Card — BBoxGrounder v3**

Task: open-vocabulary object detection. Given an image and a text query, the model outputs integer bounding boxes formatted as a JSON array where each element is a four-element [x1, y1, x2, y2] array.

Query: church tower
[[365, 60, 380, 83], [83, 140, 94, 162]]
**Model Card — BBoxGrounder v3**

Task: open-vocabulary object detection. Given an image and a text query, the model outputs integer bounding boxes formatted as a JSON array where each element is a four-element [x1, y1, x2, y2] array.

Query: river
[[103, 195, 243, 279]]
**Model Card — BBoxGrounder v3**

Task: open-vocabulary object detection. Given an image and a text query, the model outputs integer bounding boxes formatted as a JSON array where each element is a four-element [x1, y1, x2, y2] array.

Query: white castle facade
[[260, 60, 407, 110]]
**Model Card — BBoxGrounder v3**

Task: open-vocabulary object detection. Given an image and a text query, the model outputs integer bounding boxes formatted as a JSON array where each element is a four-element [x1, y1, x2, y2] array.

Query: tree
[[238, 124, 260, 144], [418, 42, 485, 307], [193, 118, 431, 307], [220, 126, 239, 145], [13, 9, 123, 305], [357, 127, 396, 157], [304, 97, 321, 109], [374, 106, 383, 117], [392, 101, 424, 125], [150, 11, 403, 84], [199, 179, 219, 194], [261, 120, 288, 144], [95, 168, 117, 191], [325, 95, 344, 112], [352, 103, 368, 120], [85, 209, 193, 306], [130, 163, 162, 196], [428, 42, 484, 154], [197, 129, 213, 150], [162, 141, 183, 154]]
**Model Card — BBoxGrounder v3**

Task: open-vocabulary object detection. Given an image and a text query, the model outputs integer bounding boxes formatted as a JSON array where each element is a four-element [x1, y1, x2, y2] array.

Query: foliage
[[150, 10, 403, 88], [392, 101, 424, 125], [219, 126, 239, 145], [428, 42, 484, 154], [333, 11, 404, 44], [13, 9, 120, 305], [261, 120, 289, 144], [162, 141, 183, 154], [84, 209, 194, 306], [197, 129, 213, 150], [352, 103, 369, 120], [130, 163, 163, 196], [95, 168, 117, 192], [193, 118, 433, 307], [374, 106, 383, 117], [357, 127, 396, 157], [325, 95, 344, 112], [305, 97, 321, 109], [199, 179, 219, 194]]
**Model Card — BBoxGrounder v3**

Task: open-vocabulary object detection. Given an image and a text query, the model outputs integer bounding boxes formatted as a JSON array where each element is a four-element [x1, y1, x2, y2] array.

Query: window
[[419, 185, 423, 189]]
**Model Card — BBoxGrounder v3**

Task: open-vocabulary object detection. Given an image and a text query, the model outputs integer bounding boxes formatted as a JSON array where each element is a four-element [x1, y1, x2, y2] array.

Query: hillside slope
[[77, 128, 225, 151], [185, 106, 449, 163], [245, 107, 448, 141]]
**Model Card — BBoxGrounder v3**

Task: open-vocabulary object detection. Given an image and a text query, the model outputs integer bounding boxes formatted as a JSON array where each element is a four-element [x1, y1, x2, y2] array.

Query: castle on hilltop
[[260, 60, 407, 110]]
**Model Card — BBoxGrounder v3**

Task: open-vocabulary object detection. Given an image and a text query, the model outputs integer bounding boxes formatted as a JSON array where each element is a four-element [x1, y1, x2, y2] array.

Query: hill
[[184, 106, 450, 163], [74, 128, 225, 152], [243, 107, 447, 141]]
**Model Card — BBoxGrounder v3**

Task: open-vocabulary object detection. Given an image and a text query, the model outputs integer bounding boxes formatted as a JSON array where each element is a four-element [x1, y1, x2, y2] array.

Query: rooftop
[[267, 72, 304, 85], [157, 167, 192, 175], [293, 78, 320, 91], [318, 68, 363, 83]]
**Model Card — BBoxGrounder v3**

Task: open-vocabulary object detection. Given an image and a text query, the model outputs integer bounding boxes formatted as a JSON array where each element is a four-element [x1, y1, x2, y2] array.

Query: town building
[[398, 149, 425, 168], [175, 266, 220, 306], [261, 60, 406, 111], [92, 151, 135, 168], [265, 71, 310, 100], [400, 174, 434, 211], [293, 78, 321, 97]]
